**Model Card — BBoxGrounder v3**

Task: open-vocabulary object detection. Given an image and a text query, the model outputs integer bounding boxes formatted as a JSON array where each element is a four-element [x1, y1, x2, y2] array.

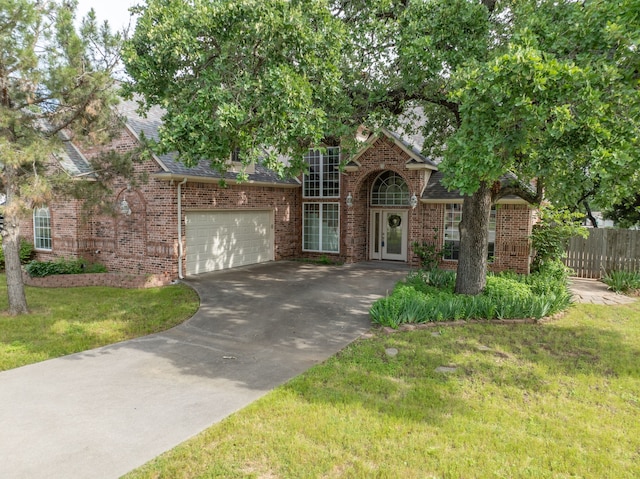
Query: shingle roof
[[55, 135, 93, 177], [423, 171, 531, 201], [117, 99, 298, 185], [422, 171, 465, 200]]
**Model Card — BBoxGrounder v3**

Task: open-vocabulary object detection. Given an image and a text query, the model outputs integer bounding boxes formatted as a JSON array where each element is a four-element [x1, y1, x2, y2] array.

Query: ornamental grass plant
[[370, 266, 573, 328]]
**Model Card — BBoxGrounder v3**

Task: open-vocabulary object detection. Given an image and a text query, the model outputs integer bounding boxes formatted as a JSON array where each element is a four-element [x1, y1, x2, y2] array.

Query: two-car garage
[[184, 210, 274, 275]]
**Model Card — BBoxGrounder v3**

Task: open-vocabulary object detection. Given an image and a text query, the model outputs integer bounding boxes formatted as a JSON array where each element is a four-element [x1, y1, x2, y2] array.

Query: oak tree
[[124, 0, 640, 295]]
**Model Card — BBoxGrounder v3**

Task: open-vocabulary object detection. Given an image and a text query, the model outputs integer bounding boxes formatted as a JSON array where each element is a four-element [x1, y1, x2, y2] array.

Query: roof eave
[[152, 172, 301, 188], [124, 123, 170, 173], [406, 163, 435, 171], [420, 197, 530, 205]]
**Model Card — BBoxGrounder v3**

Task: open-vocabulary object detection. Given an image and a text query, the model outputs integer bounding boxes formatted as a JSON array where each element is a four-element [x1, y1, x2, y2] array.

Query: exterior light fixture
[[409, 193, 418, 209], [346, 192, 354, 208], [120, 198, 132, 216]]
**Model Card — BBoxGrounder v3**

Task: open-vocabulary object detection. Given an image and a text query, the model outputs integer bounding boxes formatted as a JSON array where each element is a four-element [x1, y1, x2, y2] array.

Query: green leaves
[[439, 0, 640, 210], [124, 0, 349, 176]]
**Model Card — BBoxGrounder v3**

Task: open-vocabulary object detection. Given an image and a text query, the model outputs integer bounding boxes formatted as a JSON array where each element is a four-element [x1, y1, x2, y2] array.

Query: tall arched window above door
[[371, 171, 409, 206]]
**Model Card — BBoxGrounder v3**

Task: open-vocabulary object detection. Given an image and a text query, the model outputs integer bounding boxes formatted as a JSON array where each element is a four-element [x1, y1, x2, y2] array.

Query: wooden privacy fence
[[564, 229, 640, 278]]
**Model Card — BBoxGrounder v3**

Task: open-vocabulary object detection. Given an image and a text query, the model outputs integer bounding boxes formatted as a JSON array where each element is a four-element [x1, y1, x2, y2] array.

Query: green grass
[[126, 301, 640, 479], [0, 275, 199, 371]]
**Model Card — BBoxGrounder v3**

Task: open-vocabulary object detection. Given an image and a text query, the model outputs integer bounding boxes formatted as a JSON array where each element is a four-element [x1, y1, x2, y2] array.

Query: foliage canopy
[[124, 0, 640, 293], [1, 0, 124, 314]]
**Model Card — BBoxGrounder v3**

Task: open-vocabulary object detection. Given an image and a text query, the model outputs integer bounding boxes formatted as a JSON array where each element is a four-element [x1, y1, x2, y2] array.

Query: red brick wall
[[492, 203, 534, 273], [22, 126, 301, 279], [334, 134, 533, 273], [20, 196, 87, 262], [339, 136, 428, 264], [413, 202, 533, 274], [20, 126, 532, 278], [180, 182, 301, 262], [23, 271, 172, 288]]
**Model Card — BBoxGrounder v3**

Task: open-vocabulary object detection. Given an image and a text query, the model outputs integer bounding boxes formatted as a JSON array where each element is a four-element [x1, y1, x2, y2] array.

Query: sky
[[76, 0, 139, 32]]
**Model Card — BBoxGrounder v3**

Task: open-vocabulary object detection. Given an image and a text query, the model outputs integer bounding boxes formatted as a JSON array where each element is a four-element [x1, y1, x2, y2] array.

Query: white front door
[[370, 210, 408, 261]]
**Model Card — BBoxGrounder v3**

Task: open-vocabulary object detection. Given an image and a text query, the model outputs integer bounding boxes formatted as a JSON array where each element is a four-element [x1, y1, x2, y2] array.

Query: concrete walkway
[[569, 277, 637, 305], [0, 261, 407, 479]]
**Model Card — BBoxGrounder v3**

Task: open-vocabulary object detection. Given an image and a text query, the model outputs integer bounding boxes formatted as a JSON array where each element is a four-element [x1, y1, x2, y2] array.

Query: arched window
[[33, 207, 52, 250], [371, 171, 409, 206]]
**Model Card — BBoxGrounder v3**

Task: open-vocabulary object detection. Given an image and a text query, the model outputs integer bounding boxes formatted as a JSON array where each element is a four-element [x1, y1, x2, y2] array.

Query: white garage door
[[185, 210, 273, 275]]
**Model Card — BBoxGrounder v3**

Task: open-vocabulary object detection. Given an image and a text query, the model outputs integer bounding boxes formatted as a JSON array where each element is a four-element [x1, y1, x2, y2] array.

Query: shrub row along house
[[21, 100, 535, 283]]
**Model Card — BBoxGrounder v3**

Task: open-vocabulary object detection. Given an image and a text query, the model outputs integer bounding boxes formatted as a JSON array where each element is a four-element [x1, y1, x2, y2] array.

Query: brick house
[[20, 101, 535, 281]]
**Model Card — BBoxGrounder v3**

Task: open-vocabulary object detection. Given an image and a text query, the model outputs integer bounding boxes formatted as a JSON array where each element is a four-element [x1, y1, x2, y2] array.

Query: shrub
[[602, 270, 640, 294], [530, 206, 587, 273], [25, 258, 107, 278], [484, 276, 533, 303], [412, 230, 442, 271], [370, 267, 573, 328], [0, 240, 35, 269]]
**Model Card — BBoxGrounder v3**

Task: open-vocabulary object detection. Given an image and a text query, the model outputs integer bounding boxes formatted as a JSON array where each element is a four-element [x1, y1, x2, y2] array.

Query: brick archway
[[115, 188, 147, 263]]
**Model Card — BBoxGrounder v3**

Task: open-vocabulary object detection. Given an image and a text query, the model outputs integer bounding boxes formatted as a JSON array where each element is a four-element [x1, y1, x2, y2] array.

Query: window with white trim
[[371, 171, 409, 206], [33, 207, 52, 251], [444, 204, 496, 261], [303, 147, 340, 198], [303, 203, 340, 253]]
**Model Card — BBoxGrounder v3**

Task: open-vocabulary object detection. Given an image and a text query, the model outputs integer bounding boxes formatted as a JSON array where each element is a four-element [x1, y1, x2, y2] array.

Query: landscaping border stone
[[22, 271, 173, 289]]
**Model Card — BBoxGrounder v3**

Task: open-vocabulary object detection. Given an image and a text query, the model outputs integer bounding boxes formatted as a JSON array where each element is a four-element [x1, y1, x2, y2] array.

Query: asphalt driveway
[[0, 261, 407, 479]]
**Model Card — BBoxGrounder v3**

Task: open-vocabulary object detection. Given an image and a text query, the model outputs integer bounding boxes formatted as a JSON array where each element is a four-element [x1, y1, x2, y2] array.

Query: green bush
[[412, 231, 442, 271], [25, 257, 107, 278], [0, 240, 35, 269], [530, 206, 587, 273], [370, 268, 573, 328], [484, 276, 533, 303], [602, 270, 640, 293]]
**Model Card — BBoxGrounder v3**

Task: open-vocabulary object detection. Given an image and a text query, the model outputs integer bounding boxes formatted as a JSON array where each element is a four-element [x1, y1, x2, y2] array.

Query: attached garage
[[185, 210, 273, 275]]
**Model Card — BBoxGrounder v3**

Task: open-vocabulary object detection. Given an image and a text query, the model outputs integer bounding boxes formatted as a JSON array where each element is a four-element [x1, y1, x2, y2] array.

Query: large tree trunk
[[2, 220, 28, 315], [2, 181, 29, 316], [455, 181, 492, 295]]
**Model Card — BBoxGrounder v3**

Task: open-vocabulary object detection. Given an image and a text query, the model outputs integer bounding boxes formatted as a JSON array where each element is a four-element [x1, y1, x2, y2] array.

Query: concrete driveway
[[0, 261, 407, 479]]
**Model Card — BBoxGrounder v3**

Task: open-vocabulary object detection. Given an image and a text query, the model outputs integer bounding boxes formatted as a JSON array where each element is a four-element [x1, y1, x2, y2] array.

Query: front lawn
[[0, 275, 199, 371], [125, 300, 640, 478]]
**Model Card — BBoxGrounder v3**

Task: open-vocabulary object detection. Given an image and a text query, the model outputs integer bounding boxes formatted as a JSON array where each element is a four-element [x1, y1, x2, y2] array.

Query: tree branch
[[494, 175, 544, 204]]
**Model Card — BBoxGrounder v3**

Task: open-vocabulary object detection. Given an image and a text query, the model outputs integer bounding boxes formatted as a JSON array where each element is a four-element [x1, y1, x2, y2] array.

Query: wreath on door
[[388, 214, 402, 228]]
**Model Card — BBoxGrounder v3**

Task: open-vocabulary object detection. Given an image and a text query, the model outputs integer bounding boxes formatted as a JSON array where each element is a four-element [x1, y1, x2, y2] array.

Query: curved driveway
[[0, 261, 407, 479]]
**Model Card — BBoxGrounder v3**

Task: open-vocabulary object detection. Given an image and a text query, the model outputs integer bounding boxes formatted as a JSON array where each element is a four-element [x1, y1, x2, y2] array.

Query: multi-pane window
[[303, 203, 339, 253], [33, 207, 52, 251], [303, 147, 340, 198], [371, 171, 409, 206], [444, 204, 496, 261]]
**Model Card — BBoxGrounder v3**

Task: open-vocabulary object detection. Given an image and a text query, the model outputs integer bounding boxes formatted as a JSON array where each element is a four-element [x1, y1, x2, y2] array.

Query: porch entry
[[370, 210, 408, 261]]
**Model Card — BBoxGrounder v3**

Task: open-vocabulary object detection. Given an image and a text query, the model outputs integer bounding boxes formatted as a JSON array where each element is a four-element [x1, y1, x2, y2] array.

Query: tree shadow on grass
[[281, 306, 640, 425]]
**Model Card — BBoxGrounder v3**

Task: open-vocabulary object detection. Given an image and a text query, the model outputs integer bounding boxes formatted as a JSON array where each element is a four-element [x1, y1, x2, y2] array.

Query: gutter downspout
[[177, 178, 188, 279]]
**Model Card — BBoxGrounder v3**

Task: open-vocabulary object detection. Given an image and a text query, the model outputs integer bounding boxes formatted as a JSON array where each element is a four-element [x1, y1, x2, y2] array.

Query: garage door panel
[[185, 211, 273, 275]]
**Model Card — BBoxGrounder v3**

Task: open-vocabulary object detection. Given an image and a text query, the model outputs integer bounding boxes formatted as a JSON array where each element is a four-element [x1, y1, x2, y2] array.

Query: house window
[[33, 207, 52, 251], [444, 204, 496, 261], [303, 203, 339, 253], [371, 171, 409, 206], [303, 147, 340, 198]]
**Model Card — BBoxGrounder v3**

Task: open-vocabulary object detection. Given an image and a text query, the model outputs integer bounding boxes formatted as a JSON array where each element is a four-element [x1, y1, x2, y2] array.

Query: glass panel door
[[382, 211, 407, 261]]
